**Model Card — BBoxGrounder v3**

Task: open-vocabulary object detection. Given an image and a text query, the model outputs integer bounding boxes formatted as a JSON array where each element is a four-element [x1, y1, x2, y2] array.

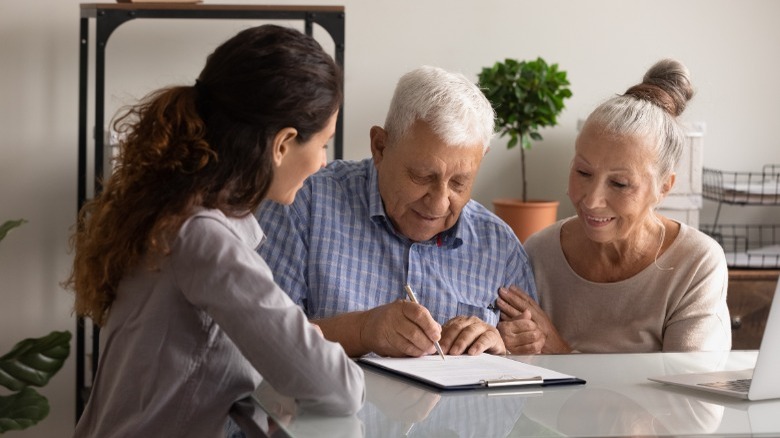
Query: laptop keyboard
[[698, 378, 752, 393]]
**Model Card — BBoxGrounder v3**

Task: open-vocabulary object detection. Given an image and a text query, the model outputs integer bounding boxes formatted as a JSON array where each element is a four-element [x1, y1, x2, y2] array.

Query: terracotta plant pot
[[493, 198, 559, 243]]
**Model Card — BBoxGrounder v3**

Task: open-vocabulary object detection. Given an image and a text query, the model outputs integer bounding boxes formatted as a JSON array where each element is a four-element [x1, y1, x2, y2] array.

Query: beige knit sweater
[[524, 218, 732, 353]]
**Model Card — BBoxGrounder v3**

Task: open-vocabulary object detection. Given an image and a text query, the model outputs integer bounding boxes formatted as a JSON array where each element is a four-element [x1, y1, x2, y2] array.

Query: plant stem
[[521, 136, 528, 202]]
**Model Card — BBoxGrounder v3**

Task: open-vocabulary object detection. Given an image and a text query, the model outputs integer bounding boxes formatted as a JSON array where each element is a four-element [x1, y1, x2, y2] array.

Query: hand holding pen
[[404, 284, 446, 360], [357, 295, 444, 357]]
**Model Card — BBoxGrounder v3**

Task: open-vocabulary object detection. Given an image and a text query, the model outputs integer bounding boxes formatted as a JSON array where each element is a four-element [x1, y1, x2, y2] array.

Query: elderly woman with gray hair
[[496, 59, 732, 354]]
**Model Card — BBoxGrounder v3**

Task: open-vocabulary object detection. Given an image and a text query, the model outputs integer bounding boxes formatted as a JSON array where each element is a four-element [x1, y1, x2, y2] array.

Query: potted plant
[[478, 57, 572, 242], [0, 219, 71, 433]]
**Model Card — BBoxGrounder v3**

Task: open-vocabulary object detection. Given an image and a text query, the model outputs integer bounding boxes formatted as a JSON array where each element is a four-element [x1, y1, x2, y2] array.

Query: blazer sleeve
[[172, 215, 365, 415]]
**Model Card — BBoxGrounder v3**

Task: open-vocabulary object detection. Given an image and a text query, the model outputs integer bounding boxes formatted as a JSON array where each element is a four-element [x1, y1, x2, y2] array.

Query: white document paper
[[359, 354, 582, 389]]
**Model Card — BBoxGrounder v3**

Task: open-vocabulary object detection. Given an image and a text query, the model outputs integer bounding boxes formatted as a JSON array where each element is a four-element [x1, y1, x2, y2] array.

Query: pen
[[403, 284, 446, 361]]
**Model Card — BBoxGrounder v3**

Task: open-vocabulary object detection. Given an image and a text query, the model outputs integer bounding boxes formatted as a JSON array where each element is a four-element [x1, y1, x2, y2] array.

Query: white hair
[[579, 59, 694, 270], [580, 59, 693, 182], [383, 65, 495, 151]]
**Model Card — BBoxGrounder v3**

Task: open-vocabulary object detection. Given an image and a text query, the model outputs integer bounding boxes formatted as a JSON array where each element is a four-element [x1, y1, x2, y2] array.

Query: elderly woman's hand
[[497, 285, 573, 354]]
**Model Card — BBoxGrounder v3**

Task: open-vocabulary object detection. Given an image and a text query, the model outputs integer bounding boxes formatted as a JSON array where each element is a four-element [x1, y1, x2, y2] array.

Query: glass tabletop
[[253, 351, 780, 437]]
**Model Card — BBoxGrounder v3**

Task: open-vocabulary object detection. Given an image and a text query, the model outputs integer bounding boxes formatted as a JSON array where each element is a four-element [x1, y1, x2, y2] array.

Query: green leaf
[[477, 56, 572, 151], [0, 331, 71, 392], [521, 134, 533, 150], [479, 56, 573, 199], [0, 219, 27, 244], [0, 387, 50, 433]]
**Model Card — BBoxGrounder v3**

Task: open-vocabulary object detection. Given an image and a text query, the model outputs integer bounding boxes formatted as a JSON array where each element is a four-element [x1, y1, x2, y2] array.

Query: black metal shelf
[[700, 223, 780, 269], [702, 165, 780, 207], [76, 3, 345, 420], [701, 164, 780, 269]]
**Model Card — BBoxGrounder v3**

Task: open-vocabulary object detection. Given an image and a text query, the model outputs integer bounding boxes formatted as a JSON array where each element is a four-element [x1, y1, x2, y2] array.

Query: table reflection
[[359, 369, 530, 437], [517, 353, 731, 436], [254, 383, 363, 438], [252, 352, 779, 437], [555, 387, 722, 436]]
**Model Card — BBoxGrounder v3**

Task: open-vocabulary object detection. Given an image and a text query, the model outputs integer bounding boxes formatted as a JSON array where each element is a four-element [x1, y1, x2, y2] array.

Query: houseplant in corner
[[478, 57, 572, 242], [0, 219, 71, 433]]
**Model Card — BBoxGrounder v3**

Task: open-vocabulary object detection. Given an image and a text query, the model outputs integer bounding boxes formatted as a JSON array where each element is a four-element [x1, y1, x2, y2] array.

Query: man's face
[[371, 120, 484, 242]]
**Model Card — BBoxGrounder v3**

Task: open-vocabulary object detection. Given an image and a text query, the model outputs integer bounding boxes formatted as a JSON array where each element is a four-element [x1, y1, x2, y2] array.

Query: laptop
[[648, 279, 780, 400]]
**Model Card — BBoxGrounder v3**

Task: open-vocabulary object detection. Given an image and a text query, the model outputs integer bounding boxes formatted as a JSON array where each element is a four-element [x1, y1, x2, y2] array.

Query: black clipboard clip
[[480, 375, 544, 388]]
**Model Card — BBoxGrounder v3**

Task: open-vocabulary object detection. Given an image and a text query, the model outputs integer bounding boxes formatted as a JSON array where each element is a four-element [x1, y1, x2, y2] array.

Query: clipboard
[[358, 353, 586, 391]]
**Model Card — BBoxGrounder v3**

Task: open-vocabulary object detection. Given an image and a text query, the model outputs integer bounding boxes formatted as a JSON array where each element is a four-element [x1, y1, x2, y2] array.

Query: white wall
[[1, 1, 779, 435]]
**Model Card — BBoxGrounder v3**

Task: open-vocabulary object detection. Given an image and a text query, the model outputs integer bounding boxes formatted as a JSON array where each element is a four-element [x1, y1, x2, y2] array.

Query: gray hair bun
[[624, 58, 694, 117]]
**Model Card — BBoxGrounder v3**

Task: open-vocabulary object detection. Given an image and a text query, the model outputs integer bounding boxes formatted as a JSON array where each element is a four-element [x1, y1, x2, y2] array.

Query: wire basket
[[701, 223, 780, 268], [702, 164, 780, 205]]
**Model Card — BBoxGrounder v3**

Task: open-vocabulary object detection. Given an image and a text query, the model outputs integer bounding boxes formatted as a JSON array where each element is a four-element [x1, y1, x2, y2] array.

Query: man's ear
[[369, 126, 388, 165], [271, 127, 298, 167]]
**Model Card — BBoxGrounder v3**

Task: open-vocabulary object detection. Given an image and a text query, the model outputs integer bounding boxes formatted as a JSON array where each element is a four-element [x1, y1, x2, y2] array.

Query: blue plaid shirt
[[256, 158, 537, 326]]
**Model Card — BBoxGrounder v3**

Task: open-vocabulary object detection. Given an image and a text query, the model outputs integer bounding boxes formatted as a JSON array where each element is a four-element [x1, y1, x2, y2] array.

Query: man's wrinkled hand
[[360, 300, 442, 357], [439, 315, 505, 355], [497, 309, 544, 354]]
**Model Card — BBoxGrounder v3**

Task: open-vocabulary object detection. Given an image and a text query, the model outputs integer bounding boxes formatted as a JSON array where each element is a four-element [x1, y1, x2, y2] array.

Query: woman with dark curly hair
[[68, 25, 364, 437]]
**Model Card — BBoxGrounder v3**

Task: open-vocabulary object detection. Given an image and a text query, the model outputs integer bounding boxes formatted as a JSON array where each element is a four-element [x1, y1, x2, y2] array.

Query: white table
[[252, 351, 780, 437]]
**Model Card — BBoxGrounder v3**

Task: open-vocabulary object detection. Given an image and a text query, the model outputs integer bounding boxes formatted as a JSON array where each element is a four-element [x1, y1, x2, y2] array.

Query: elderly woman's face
[[568, 123, 666, 244], [370, 120, 484, 242]]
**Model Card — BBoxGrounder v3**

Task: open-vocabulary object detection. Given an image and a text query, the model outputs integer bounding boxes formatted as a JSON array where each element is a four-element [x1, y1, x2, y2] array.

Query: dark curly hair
[[66, 25, 342, 325]]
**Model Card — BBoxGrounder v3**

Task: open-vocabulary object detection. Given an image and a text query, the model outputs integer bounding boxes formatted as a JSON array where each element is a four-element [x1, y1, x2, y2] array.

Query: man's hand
[[497, 285, 572, 354], [369, 371, 441, 423], [497, 308, 545, 354], [359, 300, 442, 357], [439, 315, 506, 355]]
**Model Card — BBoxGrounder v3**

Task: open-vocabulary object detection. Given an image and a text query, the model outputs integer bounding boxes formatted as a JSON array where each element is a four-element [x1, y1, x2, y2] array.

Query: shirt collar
[[366, 160, 463, 249], [191, 207, 265, 250], [367, 162, 386, 223], [238, 214, 265, 250]]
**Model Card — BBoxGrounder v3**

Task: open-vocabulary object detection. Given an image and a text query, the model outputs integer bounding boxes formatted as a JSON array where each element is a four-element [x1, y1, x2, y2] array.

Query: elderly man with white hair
[[257, 65, 538, 357]]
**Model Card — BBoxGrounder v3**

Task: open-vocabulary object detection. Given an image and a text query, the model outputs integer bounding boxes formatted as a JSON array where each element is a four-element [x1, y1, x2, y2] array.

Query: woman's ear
[[271, 127, 298, 167], [654, 173, 676, 206], [661, 173, 676, 197], [651, 173, 676, 208]]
